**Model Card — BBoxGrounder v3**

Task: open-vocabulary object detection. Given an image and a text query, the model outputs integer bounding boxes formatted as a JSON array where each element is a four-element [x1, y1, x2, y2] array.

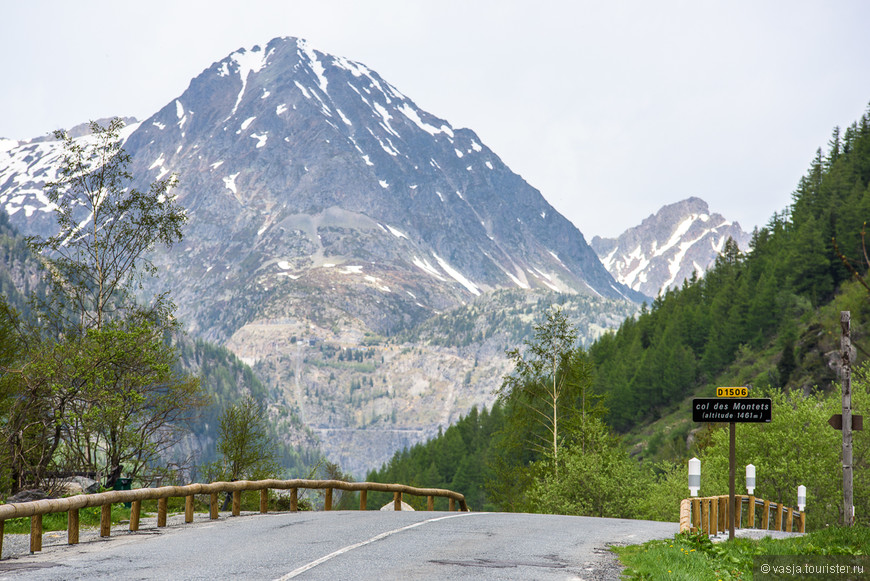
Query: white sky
[[3, 0, 870, 239]]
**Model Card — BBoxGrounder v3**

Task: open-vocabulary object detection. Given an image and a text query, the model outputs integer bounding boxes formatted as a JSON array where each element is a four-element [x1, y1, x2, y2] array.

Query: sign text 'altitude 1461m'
[[692, 398, 772, 423]]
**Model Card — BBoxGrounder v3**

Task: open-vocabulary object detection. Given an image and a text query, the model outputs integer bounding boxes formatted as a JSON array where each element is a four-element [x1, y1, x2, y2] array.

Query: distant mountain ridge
[[0, 36, 642, 476], [591, 197, 751, 298]]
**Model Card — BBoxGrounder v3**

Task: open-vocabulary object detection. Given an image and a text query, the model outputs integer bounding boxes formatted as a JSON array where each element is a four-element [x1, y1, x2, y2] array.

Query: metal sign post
[[693, 390, 771, 540]]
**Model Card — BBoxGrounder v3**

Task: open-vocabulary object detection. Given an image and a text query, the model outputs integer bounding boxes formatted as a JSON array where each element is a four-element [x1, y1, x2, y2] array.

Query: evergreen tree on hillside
[[591, 103, 870, 432]]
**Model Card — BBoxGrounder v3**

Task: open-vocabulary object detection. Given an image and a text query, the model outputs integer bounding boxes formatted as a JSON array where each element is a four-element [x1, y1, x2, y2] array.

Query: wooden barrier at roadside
[[0, 479, 468, 557], [679, 495, 804, 536]]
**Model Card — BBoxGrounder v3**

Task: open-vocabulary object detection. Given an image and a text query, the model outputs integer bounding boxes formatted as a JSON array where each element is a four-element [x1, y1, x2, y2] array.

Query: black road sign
[[693, 398, 772, 423]]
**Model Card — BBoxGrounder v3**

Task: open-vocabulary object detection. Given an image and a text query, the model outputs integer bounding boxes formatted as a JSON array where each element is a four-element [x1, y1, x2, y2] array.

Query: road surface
[[0, 510, 678, 580]]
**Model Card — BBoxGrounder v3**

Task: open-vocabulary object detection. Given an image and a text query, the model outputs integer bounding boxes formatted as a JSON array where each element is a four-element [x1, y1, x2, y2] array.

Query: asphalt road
[[0, 511, 678, 580]]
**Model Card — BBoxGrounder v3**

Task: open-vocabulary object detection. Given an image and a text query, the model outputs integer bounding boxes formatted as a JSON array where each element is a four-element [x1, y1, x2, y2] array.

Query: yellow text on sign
[[717, 387, 748, 397]]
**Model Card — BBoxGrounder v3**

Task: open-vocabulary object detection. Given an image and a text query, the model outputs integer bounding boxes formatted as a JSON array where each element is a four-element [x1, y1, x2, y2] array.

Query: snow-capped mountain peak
[[591, 197, 751, 298]]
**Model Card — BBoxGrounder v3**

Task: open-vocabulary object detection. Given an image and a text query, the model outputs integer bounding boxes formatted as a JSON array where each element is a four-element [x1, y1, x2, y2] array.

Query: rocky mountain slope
[[591, 197, 751, 298], [0, 37, 642, 476]]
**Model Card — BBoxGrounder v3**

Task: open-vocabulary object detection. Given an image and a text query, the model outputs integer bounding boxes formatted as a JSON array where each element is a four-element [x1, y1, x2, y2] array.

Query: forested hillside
[[369, 104, 870, 525], [0, 198, 320, 491]]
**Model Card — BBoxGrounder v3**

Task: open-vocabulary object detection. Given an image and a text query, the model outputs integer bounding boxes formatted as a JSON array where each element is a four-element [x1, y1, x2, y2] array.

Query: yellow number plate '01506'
[[717, 387, 748, 397]]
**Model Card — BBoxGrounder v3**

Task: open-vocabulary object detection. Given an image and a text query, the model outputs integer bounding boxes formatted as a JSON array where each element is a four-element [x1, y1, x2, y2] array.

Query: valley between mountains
[[0, 37, 746, 477]]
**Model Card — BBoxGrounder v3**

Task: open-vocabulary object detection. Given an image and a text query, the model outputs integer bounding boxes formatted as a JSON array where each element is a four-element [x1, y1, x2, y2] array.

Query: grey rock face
[[0, 37, 642, 476]]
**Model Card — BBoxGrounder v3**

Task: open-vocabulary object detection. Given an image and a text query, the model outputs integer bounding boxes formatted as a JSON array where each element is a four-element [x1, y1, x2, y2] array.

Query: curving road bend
[[0, 511, 678, 580]]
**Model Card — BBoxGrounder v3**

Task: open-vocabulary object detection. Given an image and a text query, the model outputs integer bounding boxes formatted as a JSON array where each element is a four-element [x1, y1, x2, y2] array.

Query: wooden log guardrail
[[0, 479, 468, 557], [679, 495, 805, 536]]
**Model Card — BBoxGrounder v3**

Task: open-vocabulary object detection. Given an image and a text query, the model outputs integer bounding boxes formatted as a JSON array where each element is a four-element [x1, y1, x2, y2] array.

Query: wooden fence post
[[747, 496, 756, 528], [427, 496, 434, 511], [158, 498, 168, 527], [710, 499, 718, 534], [130, 501, 141, 531], [449, 497, 455, 512], [393, 492, 402, 511], [290, 488, 298, 512], [691, 499, 700, 532], [679, 499, 691, 532], [718, 496, 728, 533], [100, 505, 111, 537], [185, 495, 194, 523], [325, 488, 333, 511], [761, 500, 770, 530], [786, 507, 794, 532], [232, 491, 241, 516], [68, 508, 79, 544], [799, 512, 806, 533], [736, 496, 744, 529], [775, 503, 784, 531], [359, 489, 367, 511], [30, 515, 42, 553], [260, 489, 269, 514], [0, 519, 4, 557], [210, 493, 219, 519]]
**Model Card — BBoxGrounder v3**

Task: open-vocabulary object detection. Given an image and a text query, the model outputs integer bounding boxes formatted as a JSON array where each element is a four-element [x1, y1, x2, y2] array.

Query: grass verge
[[615, 527, 869, 580]]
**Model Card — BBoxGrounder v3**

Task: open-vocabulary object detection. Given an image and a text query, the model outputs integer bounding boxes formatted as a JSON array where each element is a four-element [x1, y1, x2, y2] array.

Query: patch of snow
[[276, 104, 288, 115], [341, 265, 363, 274], [454, 148, 464, 158], [227, 45, 272, 118], [261, 89, 270, 99], [362, 155, 374, 166], [375, 134, 399, 156], [251, 133, 268, 148], [223, 172, 240, 194], [547, 250, 568, 269], [379, 180, 389, 189], [294, 81, 312, 100], [385, 224, 407, 239], [336, 108, 352, 126], [152, 121, 165, 130], [298, 39, 329, 95], [486, 161, 493, 169], [435, 191, 444, 202], [149, 153, 165, 171], [471, 140, 482, 152], [433, 253, 481, 296], [210, 160, 224, 170], [373, 102, 400, 138], [397, 103, 452, 136], [412, 256, 447, 281], [240, 117, 256, 131]]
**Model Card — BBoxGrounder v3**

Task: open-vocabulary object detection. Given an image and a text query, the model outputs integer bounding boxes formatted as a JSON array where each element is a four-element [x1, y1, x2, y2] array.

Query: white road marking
[[274, 512, 479, 579]]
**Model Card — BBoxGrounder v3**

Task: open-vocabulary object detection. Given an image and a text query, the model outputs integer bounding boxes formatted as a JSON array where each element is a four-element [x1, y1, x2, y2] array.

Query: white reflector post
[[746, 464, 756, 495], [798, 485, 806, 512], [688, 457, 701, 497]]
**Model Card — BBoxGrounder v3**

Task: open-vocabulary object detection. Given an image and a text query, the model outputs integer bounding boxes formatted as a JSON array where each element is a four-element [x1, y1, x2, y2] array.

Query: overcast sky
[[3, 0, 870, 238]]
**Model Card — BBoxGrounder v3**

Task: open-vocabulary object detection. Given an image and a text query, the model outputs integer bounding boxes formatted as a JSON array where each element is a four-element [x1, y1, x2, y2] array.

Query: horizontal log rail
[[678, 495, 805, 536], [0, 479, 468, 557]]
